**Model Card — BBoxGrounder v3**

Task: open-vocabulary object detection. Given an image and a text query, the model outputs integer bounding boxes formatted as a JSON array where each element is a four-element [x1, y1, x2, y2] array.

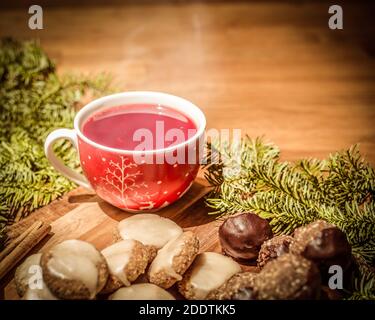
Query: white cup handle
[[44, 129, 93, 190]]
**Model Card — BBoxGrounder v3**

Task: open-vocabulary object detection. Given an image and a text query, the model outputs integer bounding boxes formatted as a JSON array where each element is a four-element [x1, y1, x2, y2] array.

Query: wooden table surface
[[1, 0, 374, 163]]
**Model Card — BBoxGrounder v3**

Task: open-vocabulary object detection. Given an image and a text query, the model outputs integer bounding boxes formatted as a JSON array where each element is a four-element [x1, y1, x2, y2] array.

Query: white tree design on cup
[[101, 156, 156, 209]]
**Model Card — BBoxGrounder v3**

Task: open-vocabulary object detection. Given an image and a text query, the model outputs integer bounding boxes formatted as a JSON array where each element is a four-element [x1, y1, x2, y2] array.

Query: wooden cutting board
[[1, 174, 249, 300]]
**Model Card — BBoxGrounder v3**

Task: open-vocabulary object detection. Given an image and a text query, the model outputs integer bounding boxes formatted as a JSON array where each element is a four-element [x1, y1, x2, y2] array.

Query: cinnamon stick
[[0, 221, 42, 261], [0, 221, 51, 279]]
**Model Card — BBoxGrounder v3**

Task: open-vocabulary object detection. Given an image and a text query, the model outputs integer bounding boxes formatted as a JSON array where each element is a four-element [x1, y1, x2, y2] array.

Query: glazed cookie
[[101, 239, 150, 294], [148, 231, 199, 289], [109, 283, 175, 300], [178, 252, 242, 300], [15, 253, 42, 297], [40, 239, 109, 300], [15, 253, 58, 300], [118, 214, 183, 256], [206, 272, 258, 300]]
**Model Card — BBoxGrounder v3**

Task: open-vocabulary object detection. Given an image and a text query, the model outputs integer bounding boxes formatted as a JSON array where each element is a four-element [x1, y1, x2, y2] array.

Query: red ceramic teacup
[[44, 91, 206, 212]]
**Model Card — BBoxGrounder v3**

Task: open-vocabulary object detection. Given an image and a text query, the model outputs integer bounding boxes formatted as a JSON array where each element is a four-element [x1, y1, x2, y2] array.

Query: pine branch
[[322, 145, 375, 207], [294, 158, 327, 189], [248, 191, 320, 234], [349, 262, 375, 300]]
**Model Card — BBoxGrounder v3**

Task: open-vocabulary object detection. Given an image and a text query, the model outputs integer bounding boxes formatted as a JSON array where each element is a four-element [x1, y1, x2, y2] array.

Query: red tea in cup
[[82, 104, 197, 151], [44, 92, 206, 212]]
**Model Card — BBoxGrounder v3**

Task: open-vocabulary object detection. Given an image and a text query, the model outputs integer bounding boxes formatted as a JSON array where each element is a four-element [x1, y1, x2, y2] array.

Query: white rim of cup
[[74, 91, 206, 155]]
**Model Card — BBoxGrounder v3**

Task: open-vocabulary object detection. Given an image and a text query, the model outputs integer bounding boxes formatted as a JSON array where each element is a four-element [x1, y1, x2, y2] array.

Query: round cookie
[[109, 283, 175, 300], [15, 253, 42, 297], [15, 253, 59, 300], [206, 272, 257, 300], [118, 214, 183, 255], [41, 239, 109, 300], [148, 231, 199, 289], [254, 253, 321, 300], [101, 239, 150, 294], [178, 252, 242, 300]]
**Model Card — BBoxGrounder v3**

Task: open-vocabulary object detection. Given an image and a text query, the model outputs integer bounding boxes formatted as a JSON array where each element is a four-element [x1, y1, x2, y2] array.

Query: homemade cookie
[[41, 239, 109, 300], [15, 253, 58, 300], [118, 214, 183, 257], [109, 283, 175, 300], [178, 252, 242, 300], [101, 239, 150, 294], [148, 231, 199, 289], [254, 253, 321, 300], [15, 253, 42, 297]]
